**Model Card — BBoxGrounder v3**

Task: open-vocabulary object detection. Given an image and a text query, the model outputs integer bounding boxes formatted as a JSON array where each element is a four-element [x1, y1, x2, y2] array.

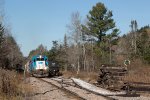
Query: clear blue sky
[[4, 0, 150, 56]]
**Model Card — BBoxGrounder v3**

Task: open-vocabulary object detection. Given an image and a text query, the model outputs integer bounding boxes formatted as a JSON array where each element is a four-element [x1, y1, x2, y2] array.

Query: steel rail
[[37, 78, 86, 100], [37, 78, 116, 100]]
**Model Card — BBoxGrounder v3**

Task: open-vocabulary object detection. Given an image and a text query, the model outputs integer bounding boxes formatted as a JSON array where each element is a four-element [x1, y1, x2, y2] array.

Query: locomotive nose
[[30, 55, 50, 77]]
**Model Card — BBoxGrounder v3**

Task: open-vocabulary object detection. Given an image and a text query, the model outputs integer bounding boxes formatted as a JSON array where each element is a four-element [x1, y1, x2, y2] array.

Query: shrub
[[0, 68, 22, 99]]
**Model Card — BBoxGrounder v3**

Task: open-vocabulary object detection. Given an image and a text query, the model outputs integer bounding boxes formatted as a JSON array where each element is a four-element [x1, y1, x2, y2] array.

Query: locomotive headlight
[[36, 66, 39, 70], [44, 66, 49, 70]]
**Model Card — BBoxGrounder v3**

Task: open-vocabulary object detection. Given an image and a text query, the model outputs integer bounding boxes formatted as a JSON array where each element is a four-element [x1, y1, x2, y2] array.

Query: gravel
[[72, 78, 150, 100], [25, 77, 78, 100], [25, 77, 150, 100], [42, 78, 107, 100], [72, 78, 126, 95]]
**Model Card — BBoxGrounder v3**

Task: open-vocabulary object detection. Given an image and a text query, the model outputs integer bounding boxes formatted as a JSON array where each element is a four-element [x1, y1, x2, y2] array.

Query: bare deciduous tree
[[130, 20, 138, 54], [67, 12, 82, 74]]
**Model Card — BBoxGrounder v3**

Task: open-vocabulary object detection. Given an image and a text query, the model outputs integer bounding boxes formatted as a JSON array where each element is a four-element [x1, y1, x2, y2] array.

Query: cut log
[[72, 78, 126, 96], [98, 65, 128, 91]]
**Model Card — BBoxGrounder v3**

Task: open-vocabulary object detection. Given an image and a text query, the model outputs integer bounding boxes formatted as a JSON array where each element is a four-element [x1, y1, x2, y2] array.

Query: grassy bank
[[0, 68, 31, 100]]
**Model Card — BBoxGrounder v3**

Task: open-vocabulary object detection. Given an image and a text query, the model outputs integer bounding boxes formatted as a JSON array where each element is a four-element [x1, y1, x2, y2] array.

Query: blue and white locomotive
[[29, 55, 49, 77]]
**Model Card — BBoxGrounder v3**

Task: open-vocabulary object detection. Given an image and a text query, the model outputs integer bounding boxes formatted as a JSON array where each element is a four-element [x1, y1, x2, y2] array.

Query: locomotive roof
[[31, 55, 48, 60]]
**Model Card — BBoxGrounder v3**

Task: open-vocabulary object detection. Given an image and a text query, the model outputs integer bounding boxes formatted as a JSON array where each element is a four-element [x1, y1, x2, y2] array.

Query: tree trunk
[[76, 44, 80, 74], [109, 39, 112, 64], [134, 32, 137, 54], [83, 44, 86, 71], [77, 56, 80, 74], [92, 40, 95, 71]]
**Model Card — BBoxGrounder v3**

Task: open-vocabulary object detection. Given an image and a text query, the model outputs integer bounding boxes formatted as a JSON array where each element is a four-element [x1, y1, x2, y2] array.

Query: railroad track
[[37, 78, 86, 100], [37, 77, 115, 100]]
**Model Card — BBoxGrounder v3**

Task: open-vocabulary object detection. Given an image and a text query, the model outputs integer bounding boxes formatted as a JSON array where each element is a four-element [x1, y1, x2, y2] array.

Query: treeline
[[0, 22, 23, 69], [118, 24, 150, 64], [28, 2, 119, 72], [28, 2, 150, 73]]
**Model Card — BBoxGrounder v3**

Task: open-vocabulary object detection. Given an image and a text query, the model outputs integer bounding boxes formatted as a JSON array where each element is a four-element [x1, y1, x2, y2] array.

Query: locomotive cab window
[[37, 58, 44, 61]]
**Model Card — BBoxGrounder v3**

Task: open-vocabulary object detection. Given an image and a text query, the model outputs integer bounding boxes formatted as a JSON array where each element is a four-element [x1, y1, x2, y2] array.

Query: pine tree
[[87, 2, 117, 42], [0, 23, 4, 46]]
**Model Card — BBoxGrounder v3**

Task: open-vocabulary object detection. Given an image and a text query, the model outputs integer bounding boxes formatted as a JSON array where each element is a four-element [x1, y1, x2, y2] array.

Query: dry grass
[[123, 59, 150, 83], [124, 67, 150, 83], [0, 68, 32, 100], [63, 59, 150, 84], [62, 71, 98, 83]]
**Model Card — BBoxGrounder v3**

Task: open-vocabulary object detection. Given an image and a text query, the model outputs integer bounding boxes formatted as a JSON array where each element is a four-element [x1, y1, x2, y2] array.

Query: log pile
[[97, 64, 128, 91]]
